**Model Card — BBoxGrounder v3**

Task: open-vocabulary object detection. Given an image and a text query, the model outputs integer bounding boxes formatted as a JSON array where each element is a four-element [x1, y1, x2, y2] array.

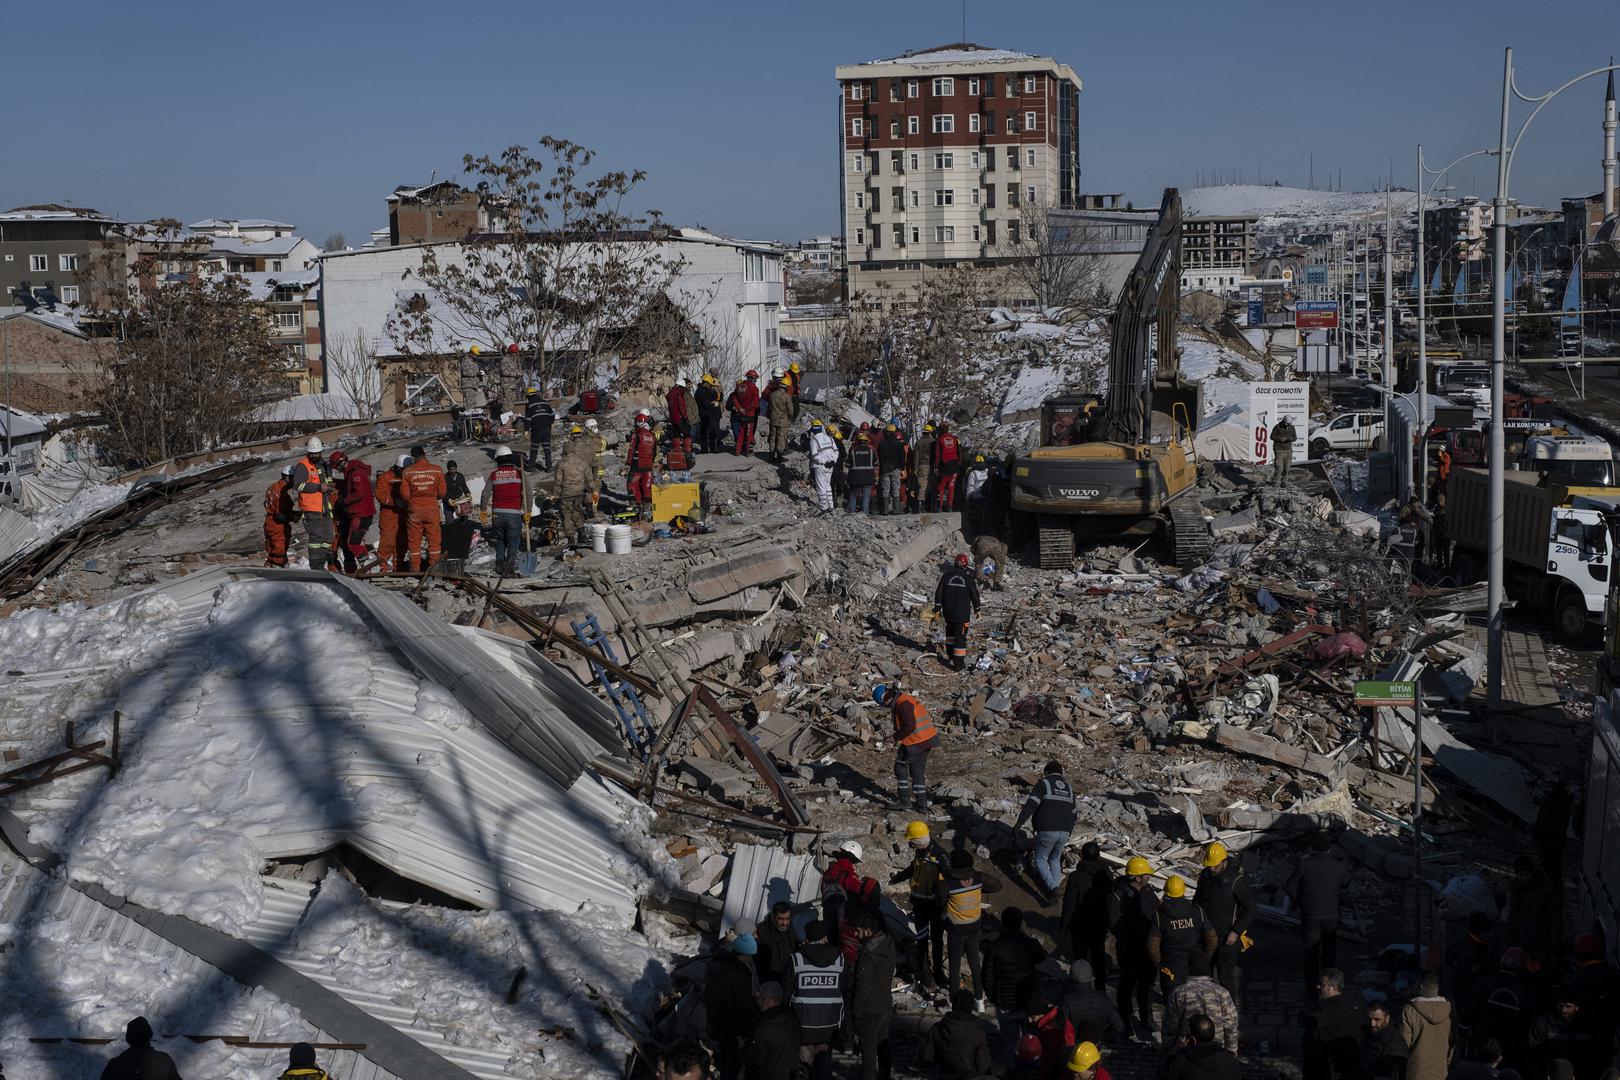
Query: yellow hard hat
[[885, 423, 897, 432], [1125, 856, 1152, 877], [923, 423, 935, 433], [1202, 841, 1228, 868], [905, 820, 930, 841], [702, 373, 717, 385], [1067, 1043, 1101, 1073], [810, 418, 824, 428], [790, 362, 801, 373], [569, 424, 584, 435], [468, 345, 482, 356], [1165, 874, 1186, 899]]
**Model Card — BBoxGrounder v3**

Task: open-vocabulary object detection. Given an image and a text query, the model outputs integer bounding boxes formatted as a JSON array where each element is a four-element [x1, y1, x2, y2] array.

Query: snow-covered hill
[[1184, 185, 1422, 230]]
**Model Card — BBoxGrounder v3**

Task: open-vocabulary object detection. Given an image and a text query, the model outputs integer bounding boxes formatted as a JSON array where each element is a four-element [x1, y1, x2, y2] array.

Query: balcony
[[742, 280, 785, 306]]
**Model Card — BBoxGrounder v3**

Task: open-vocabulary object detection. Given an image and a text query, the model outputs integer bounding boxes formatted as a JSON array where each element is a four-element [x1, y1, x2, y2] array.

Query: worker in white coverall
[[807, 418, 839, 513]]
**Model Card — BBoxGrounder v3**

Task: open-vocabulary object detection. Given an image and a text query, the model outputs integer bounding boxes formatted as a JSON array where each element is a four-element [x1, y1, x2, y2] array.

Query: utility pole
[[1416, 146, 1428, 505], [1384, 192, 1396, 486], [1488, 48, 1512, 712]]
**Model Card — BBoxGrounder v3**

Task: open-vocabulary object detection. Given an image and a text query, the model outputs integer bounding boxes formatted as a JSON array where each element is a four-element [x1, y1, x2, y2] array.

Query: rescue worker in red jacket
[[876, 683, 939, 810], [263, 465, 294, 567], [666, 376, 697, 461], [375, 455, 410, 572], [626, 410, 659, 520], [287, 436, 335, 569], [728, 370, 761, 456], [932, 421, 963, 511], [331, 451, 375, 574], [401, 445, 447, 572], [479, 446, 530, 575]]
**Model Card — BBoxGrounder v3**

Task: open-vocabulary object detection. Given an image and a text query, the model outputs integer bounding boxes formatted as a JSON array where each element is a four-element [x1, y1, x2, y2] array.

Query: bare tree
[[77, 224, 284, 466], [321, 231, 347, 252], [997, 200, 1110, 317], [385, 136, 684, 405], [321, 330, 382, 419]]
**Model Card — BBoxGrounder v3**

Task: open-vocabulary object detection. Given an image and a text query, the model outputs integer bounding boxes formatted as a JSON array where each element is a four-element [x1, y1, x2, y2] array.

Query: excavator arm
[[1097, 187, 1185, 445]]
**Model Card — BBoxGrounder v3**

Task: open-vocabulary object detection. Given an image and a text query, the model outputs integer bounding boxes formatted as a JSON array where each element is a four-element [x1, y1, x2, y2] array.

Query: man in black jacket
[[1061, 842, 1115, 989], [742, 982, 801, 1080], [1287, 832, 1350, 997], [850, 912, 898, 1080], [1195, 841, 1258, 998], [1163, 1014, 1242, 1080], [755, 901, 800, 990], [789, 921, 844, 1080], [1015, 760, 1078, 901], [932, 554, 982, 671], [983, 907, 1049, 1064], [1302, 968, 1365, 1080], [525, 389, 556, 470], [706, 936, 761, 1080], [100, 1017, 181, 1080], [1061, 959, 1126, 1046], [877, 425, 907, 515], [925, 990, 994, 1080], [891, 820, 949, 992], [1108, 856, 1160, 1035]]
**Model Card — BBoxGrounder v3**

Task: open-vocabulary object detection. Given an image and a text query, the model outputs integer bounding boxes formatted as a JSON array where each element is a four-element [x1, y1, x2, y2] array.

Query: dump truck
[[1008, 188, 1207, 568], [1446, 467, 1611, 640]]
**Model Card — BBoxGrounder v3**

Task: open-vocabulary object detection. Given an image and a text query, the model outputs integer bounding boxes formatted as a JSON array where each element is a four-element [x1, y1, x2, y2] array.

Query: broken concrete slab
[[679, 757, 754, 800]]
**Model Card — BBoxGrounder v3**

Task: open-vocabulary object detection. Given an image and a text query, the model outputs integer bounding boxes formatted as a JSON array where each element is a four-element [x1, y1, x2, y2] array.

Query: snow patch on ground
[[1184, 185, 1423, 230]]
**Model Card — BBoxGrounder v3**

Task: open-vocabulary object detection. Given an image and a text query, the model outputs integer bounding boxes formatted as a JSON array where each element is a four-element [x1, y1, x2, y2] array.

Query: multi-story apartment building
[[0, 205, 120, 311], [835, 43, 1082, 308], [1423, 196, 1491, 265], [1180, 214, 1259, 292]]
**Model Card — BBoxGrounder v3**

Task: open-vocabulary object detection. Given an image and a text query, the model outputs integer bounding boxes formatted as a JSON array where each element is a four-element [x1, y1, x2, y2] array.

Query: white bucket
[[606, 524, 635, 555], [590, 523, 609, 553]]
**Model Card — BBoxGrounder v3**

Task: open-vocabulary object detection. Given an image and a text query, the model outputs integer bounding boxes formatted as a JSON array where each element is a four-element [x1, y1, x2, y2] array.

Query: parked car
[[1310, 411, 1385, 456]]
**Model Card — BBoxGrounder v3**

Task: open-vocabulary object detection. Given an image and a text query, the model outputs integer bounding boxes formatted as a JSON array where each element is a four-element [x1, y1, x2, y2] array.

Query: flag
[[1453, 261, 1468, 303], [1561, 260, 1582, 331]]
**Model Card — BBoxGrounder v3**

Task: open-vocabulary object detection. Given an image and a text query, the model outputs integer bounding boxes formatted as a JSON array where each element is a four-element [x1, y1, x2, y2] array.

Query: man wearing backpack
[[932, 421, 963, 511]]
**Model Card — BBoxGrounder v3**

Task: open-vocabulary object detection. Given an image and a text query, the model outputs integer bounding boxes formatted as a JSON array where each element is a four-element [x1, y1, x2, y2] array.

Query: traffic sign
[[1354, 680, 1416, 707], [1305, 266, 1329, 285], [1297, 300, 1339, 329]]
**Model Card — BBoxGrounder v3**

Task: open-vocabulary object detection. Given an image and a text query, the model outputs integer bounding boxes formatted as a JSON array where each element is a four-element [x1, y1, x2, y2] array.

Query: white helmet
[[584, 418, 599, 433], [772, 367, 786, 379], [281, 464, 294, 477], [839, 840, 863, 862], [494, 445, 513, 459], [675, 375, 688, 387], [306, 436, 324, 455], [397, 453, 414, 469]]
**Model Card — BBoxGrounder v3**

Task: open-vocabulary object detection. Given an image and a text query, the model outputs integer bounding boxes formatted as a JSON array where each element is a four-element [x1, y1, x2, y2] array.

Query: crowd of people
[[85, 1017, 333, 1079]]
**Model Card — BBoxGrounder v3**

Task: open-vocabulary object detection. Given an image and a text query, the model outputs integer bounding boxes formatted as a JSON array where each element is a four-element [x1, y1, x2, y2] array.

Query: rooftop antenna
[[961, 0, 966, 41]]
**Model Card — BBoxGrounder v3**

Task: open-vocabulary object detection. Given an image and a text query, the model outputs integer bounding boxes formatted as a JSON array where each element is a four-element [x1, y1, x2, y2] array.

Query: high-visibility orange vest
[[295, 456, 327, 513], [894, 693, 938, 746]]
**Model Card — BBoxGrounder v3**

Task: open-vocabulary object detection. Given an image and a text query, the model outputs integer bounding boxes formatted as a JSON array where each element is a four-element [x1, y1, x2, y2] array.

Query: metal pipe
[[1488, 47, 1512, 712]]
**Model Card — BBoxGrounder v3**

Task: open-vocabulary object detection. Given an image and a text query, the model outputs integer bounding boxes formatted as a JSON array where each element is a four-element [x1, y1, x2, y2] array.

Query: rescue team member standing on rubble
[[1015, 760, 1078, 903], [891, 820, 948, 992], [807, 419, 839, 514], [932, 421, 962, 511], [766, 370, 795, 464], [289, 437, 335, 570], [263, 465, 294, 567], [401, 445, 447, 572], [878, 424, 906, 515], [791, 919, 844, 1080], [526, 386, 555, 470], [941, 848, 1001, 1004], [626, 411, 659, 520], [1108, 856, 1160, 1037], [332, 450, 374, 574], [1149, 874, 1216, 993], [479, 446, 530, 575], [667, 375, 698, 462], [729, 370, 761, 456], [1195, 841, 1257, 997], [846, 431, 877, 514], [278, 1042, 331, 1080], [933, 553, 981, 671], [911, 423, 936, 513], [876, 683, 937, 810], [697, 372, 724, 454], [583, 418, 607, 505], [1271, 415, 1296, 486], [375, 455, 410, 572], [555, 426, 594, 543]]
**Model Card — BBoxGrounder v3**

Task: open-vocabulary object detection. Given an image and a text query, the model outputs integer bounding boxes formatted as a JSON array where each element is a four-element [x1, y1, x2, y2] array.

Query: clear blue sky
[[4, 0, 1616, 244]]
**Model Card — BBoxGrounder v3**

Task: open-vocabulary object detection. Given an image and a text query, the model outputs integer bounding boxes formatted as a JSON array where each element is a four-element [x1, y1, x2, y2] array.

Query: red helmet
[[956, 553, 970, 568], [746, 369, 759, 379], [1499, 946, 1528, 972], [327, 450, 347, 467], [1015, 1032, 1043, 1063]]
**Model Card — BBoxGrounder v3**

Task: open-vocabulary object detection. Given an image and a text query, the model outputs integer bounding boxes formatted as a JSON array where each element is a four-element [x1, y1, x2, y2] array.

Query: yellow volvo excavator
[[1009, 188, 1207, 569]]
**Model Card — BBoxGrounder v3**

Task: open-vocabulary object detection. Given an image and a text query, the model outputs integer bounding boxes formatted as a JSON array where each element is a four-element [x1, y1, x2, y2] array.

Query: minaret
[[1605, 58, 1616, 219]]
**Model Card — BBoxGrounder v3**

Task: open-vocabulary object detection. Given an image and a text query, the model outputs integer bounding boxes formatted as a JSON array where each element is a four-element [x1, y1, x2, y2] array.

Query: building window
[[985, 185, 995, 208], [270, 259, 283, 271], [984, 110, 994, 132], [909, 152, 920, 170], [935, 226, 955, 243], [934, 189, 954, 206], [1026, 148, 1037, 166], [744, 252, 765, 281], [968, 113, 980, 133], [1006, 76, 1016, 96], [911, 226, 921, 244], [890, 118, 900, 139], [274, 311, 303, 330], [932, 77, 954, 95], [972, 225, 981, 242], [1027, 184, 1038, 204], [985, 147, 996, 170], [907, 115, 919, 135], [906, 79, 919, 98], [932, 114, 954, 133], [1025, 110, 1038, 130], [285, 343, 306, 358], [60, 285, 79, 304], [28, 255, 47, 272], [890, 81, 902, 103], [910, 189, 920, 208], [855, 191, 865, 209], [58, 254, 79, 272], [851, 83, 864, 100], [1009, 222, 1022, 244], [971, 188, 981, 206], [850, 154, 864, 173], [986, 220, 997, 244], [893, 224, 905, 247], [1007, 183, 1020, 207], [1024, 75, 1038, 92], [855, 227, 865, 245], [968, 77, 981, 95], [851, 117, 863, 136], [1006, 115, 1017, 133], [933, 152, 953, 169], [766, 327, 778, 347], [891, 150, 904, 173], [970, 151, 981, 168]]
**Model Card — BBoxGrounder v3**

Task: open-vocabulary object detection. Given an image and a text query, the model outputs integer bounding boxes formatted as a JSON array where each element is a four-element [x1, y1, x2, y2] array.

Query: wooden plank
[[1211, 723, 1431, 807]]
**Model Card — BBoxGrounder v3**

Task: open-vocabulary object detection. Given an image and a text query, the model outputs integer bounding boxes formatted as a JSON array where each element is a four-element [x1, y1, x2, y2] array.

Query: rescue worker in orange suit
[[666, 375, 697, 461], [876, 683, 939, 810], [932, 421, 963, 512], [626, 411, 659, 520], [331, 451, 375, 574], [288, 436, 335, 569], [933, 553, 982, 671], [401, 444, 447, 572], [375, 454, 411, 572], [728, 370, 761, 456], [1435, 445, 1453, 509], [263, 465, 294, 567]]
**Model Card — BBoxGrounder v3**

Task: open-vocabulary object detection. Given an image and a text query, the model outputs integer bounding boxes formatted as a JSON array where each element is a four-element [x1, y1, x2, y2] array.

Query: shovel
[[516, 508, 538, 576]]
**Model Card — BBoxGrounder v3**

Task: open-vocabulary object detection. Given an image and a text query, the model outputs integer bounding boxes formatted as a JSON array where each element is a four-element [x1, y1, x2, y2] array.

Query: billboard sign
[[1250, 381, 1311, 465], [1296, 300, 1339, 329], [1305, 265, 1329, 285]]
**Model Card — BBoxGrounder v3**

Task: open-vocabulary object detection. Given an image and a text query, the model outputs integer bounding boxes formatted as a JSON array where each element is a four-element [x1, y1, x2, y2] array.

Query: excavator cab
[[1040, 396, 1101, 446]]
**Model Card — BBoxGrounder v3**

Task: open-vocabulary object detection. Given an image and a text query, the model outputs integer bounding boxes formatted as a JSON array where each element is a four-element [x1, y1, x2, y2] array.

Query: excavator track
[[1167, 502, 1211, 568], [1037, 520, 1077, 569]]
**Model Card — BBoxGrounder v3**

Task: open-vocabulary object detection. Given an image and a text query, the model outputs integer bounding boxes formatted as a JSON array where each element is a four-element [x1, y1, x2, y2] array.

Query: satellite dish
[[1282, 268, 1294, 282]]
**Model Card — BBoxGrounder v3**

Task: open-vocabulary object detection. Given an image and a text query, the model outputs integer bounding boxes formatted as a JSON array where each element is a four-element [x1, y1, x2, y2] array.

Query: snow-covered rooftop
[[190, 218, 295, 231], [1183, 185, 1423, 230], [0, 405, 48, 440], [233, 268, 321, 301], [0, 307, 87, 338], [0, 204, 111, 222], [862, 42, 1041, 65], [207, 233, 310, 258]]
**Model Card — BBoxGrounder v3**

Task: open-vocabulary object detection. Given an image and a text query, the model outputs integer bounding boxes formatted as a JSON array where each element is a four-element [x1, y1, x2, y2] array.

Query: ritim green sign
[[1354, 680, 1416, 707]]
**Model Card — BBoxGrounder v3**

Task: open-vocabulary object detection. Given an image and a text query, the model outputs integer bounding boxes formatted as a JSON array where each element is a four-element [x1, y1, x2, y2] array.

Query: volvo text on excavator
[[1008, 188, 1208, 569]]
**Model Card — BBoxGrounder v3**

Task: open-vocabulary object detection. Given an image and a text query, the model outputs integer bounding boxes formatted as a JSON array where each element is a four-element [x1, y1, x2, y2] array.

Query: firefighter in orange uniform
[[287, 436, 335, 569], [401, 445, 447, 571], [263, 465, 294, 567], [876, 683, 939, 811], [374, 455, 410, 572]]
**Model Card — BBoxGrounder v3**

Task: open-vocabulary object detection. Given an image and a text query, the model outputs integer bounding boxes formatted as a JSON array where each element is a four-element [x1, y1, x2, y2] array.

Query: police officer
[[1014, 760, 1078, 901], [790, 920, 845, 1080], [1149, 874, 1216, 995]]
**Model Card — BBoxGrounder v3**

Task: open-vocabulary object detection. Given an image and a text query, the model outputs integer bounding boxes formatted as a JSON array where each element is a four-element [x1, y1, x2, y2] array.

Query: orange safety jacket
[[401, 458, 447, 512], [291, 455, 329, 514], [893, 692, 938, 746]]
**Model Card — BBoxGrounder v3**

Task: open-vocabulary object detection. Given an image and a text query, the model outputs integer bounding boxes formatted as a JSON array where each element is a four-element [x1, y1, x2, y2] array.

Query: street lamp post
[[1487, 48, 1620, 711]]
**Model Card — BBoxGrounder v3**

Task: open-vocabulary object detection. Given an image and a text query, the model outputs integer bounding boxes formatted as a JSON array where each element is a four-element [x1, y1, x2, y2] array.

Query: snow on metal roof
[[0, 204, 112, 222], [861, 42, 1041, 65], [0, 307, 87, 338], [0, 405, 48, 439], [207, 233, 310, 257], [234, 268, 321, 301], [191, 218, 296, 230]]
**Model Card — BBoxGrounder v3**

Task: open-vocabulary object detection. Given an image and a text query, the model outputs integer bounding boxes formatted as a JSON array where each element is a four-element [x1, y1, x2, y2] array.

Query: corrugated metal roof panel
[[720, 843, 822, 934]]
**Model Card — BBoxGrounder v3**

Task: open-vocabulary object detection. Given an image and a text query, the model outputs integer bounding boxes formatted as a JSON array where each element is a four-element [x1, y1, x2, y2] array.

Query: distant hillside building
[[1180, 215, 1259, 292], [386, 182, 496, 246], [834, 43, 1082, 308]]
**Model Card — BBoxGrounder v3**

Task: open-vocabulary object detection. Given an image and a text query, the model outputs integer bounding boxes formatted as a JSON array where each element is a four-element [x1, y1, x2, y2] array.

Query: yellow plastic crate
[[651, 481, 703, 523]]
